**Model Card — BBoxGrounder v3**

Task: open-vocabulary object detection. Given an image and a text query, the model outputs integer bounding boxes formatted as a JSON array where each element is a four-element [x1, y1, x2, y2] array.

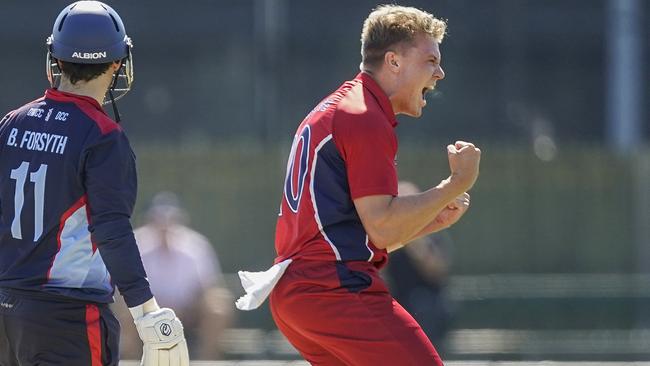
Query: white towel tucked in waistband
[[235, 259, 293, 311]]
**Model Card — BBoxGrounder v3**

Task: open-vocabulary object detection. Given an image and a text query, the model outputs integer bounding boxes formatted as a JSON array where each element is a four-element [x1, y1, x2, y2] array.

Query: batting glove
[[130, 299, 190, 366]]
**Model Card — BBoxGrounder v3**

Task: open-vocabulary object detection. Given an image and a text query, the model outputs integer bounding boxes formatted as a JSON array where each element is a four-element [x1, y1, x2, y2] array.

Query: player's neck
[[57, 77, 111, 106], [362, 68, 400, 115]]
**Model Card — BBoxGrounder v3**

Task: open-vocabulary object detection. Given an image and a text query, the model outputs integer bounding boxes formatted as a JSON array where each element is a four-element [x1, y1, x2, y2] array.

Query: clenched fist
[[447, 140, 481, 192]]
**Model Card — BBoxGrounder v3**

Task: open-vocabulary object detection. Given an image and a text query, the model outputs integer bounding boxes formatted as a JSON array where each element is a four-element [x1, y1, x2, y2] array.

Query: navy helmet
[[46, 1, 134, 104]]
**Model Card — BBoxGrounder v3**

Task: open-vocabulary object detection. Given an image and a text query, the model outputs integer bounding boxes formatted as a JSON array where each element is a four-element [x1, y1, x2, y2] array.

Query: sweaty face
[[391, 34, 445, 117]]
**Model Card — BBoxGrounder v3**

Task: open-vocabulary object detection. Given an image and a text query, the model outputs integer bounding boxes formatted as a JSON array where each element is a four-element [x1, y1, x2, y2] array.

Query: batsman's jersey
[[275, 72, 398, 267], [0, 89, 152, 307]]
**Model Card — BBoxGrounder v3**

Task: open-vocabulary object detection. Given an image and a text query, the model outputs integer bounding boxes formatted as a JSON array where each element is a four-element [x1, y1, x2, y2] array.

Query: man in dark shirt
[[0, 2, 188, 365]]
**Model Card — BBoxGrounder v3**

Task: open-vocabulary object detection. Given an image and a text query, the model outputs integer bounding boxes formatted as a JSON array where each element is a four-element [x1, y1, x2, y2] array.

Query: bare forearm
[[386, 191, 471, 253], [402, 191, 471, 247], [358, 142, 481, 251], [386, 215, 446, 252], [407, 217, 447, 242], [357, 178, 463, 249]]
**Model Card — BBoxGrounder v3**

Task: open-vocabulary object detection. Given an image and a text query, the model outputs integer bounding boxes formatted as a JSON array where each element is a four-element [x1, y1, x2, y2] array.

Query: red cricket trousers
[[269, 259, 444, 366]]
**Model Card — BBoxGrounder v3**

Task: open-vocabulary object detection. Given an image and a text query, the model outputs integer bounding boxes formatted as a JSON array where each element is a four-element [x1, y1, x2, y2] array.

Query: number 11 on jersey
[[10, 161, 48, 241]]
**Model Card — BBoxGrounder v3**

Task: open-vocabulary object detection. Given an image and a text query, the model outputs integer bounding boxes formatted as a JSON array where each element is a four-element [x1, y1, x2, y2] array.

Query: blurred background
[[1, 0, 649, 362]]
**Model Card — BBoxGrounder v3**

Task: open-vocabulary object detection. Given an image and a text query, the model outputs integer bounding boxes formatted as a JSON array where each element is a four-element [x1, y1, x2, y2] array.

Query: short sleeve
[[333, 111, 398, 200]]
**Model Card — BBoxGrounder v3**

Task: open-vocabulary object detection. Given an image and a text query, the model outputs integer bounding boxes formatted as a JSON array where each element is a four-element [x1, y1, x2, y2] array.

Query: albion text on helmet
[[71, 51, 107, 60]]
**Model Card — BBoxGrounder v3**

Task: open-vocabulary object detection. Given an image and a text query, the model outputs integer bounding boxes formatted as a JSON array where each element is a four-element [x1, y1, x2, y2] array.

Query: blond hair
[[361, 5, 446, 68]]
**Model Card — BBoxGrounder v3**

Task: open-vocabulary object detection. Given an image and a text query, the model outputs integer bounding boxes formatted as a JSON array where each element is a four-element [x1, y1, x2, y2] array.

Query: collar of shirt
[[45, 88, 107, 116], [355, 72, 398, 127]]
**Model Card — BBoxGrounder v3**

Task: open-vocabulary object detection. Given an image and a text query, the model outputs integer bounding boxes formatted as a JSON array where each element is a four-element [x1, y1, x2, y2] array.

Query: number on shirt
[[283, 125, 311, 213], [10, 161, 48, 241]]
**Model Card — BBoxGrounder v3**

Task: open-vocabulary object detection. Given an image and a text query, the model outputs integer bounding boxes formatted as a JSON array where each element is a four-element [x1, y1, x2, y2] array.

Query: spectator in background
[[385, 181, 453, 351], [114, 192, 234, 360]]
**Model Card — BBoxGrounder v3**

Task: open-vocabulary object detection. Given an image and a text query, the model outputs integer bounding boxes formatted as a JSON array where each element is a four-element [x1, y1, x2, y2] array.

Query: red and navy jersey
[[275, 72, 398, 267], [0, 89, 152, 307]]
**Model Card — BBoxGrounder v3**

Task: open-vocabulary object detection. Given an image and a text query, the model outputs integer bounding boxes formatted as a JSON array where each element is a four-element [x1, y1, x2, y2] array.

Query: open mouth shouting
[[421, 85, 435, 106]]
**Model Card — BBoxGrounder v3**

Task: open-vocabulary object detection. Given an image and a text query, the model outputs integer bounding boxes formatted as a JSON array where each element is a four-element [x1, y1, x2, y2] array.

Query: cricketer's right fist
[[447, 140, 481, 192]]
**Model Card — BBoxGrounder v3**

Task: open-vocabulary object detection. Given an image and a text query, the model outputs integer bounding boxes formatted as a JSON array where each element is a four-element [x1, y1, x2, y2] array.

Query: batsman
[[0, 2, 189, 365]]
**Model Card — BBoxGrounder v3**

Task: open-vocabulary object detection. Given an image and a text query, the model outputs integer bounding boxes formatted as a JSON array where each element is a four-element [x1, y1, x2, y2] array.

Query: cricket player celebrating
[[0, 2, 188, 365], [237, 4, 481, 365]]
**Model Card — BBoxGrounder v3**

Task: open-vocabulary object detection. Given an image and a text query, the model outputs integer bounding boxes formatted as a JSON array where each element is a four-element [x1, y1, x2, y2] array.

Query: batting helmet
[[46, 1, 134, 103]]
